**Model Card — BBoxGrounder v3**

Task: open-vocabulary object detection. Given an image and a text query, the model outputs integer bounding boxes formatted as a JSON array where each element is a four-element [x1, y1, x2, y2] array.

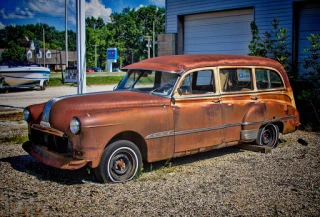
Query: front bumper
[[23, 141, 88, 170]]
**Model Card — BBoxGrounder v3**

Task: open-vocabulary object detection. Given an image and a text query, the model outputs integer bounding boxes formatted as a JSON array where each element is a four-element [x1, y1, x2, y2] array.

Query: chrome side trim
[[145, 116, 297, 140], [146, 130, 174, 139], [241, 116, 297, 126], [241, 129, 259, 141], [174, 123, 241, 136]]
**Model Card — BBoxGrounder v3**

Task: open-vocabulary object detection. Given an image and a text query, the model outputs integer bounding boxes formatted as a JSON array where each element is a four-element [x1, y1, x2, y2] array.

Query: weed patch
[[0, 134, 28, 144], [0, 112, 23, 121]]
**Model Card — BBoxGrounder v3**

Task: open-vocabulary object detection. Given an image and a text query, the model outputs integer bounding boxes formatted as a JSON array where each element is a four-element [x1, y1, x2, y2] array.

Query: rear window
[[255, 69, 284, 89]]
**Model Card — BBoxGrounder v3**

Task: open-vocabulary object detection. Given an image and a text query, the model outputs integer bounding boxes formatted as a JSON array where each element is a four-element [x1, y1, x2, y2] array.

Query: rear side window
[[255, 69, 284, 89], [219, 68, 253, 92]]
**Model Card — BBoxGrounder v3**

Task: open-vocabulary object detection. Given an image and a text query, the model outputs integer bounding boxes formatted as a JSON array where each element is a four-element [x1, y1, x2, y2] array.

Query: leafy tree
[[86, 17, 105, 29], [0, 5, 165, 68], [1, 41, 25, 62], [264, 19, 291, 74], [105, 5, 165, 67], [302, 33, 320, 89], [248, 21, 267, 57], [248, 19, 292, 76]]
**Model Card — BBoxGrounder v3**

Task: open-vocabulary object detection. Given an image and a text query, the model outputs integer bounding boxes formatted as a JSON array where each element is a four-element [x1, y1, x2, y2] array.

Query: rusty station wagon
[[22, 54, 300, 183]]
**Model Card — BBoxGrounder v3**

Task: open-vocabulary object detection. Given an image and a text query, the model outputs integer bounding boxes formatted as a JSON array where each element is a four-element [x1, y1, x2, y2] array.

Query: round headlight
[[23, 108, 31, 121], [70, 117, 81, 134]]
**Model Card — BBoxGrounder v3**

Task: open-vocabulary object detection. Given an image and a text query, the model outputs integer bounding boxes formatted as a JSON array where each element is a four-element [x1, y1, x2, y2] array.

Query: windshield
[[115, 70, 180, 96]]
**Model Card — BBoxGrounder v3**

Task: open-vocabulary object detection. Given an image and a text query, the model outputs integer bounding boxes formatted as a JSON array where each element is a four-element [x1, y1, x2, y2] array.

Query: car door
[[172, 69, 223, 154], [218, 67, 260, 142]]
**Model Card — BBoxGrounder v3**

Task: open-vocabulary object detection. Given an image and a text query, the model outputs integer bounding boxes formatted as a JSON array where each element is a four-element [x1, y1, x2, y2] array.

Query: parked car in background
[[22, 54, 300, 183], [92, 67, 102, 72], [86, 68, 94, 73]]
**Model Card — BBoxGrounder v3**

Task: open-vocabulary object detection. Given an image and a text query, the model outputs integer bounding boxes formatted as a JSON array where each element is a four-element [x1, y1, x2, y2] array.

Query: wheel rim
[[107, 147, 138, 182], [111, 153, 131, 175], [262, 128, 272, 145], [259, 124, 278, 147]]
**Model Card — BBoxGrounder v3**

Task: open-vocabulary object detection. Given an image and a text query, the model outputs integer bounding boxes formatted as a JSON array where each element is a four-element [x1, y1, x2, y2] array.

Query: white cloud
[[85, 0, 112, 23], [27, 0, 65, 16], [0, 21, 5, 29], [149, 0, 165, 7], [135, 4, 145, 11], [0, 8, 35, 19]]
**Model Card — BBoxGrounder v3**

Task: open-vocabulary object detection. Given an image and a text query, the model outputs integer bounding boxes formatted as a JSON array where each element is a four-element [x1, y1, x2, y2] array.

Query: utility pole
[[153, 21, 155, 58], [65, 0, 68, 68], [76, 0, 86, 94], [145, 36, 151, 59], [43, 27, 45, 67]]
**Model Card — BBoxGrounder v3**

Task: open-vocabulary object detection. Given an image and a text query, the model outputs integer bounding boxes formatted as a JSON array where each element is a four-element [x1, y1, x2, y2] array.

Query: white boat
[[0, 66, 50, 90]]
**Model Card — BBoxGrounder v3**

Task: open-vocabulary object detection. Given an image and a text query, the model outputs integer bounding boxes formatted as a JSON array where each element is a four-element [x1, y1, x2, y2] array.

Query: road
[[0, 85, 114, 112]]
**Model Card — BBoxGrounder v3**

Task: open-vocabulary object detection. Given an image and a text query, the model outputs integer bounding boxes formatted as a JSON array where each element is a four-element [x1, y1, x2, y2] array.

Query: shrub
[[248, 19, 292, 77]]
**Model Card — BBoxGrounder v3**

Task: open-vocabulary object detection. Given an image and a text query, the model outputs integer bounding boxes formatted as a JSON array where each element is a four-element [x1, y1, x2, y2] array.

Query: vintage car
[[22, 54, 300, 183]]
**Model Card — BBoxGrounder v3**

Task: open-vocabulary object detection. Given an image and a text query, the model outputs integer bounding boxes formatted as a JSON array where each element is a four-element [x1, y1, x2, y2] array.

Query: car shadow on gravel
[[142, 147, 242, 173], [0, 154, 96, 185], [0, 87, 42, 93], [1, 147, 243, 185]]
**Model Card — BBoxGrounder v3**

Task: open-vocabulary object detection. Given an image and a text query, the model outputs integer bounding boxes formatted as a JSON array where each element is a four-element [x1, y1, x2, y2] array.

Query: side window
[[134, 71, 155, 88], [179, 70, 215, 95], [219, 68, 253, 92], [255, 69, 284, 90]]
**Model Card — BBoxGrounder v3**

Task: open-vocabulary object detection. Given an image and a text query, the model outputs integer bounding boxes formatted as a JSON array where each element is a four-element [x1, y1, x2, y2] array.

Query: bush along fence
[[248, 19, 320, 131]]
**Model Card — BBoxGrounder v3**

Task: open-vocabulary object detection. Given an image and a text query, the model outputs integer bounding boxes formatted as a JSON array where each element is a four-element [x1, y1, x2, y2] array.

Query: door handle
[[251, 96, 259, 100], [212, 98, 221, 103]]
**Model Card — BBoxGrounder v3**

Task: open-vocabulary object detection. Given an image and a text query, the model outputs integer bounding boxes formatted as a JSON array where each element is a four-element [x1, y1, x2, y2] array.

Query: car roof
[[122, 54, 286, 75]]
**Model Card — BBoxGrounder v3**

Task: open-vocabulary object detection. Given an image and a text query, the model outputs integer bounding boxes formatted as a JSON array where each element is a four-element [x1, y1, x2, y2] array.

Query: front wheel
[[95, 140, 142, 183], [256, 124, 279, 148]]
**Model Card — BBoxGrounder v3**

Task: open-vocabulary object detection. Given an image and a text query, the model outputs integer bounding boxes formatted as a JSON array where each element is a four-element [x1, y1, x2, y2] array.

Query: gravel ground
[[0, 127, 319, 216]]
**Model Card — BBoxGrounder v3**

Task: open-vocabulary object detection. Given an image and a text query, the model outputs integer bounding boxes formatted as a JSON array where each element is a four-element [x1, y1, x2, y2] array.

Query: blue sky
[[0, 0, 165, 31]]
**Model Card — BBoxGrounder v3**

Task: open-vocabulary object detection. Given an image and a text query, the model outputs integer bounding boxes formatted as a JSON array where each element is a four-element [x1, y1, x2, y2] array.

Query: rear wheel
[[40, 81, 48, 90], [256, 124, 279, 148], [95, 140, 142, 183]]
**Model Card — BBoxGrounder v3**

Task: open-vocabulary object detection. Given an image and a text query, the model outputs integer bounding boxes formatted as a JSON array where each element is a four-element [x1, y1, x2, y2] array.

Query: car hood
[[41, 91, 171, 131]]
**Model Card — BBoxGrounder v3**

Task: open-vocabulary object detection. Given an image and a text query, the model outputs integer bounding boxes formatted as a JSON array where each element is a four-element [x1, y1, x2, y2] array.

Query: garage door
[[298, 3, 320, 75], [184, 8, 254, 54]]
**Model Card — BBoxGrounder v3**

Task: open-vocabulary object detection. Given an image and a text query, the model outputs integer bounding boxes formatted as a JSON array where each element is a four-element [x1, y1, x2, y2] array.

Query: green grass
[[0, 112, 23, 121], [0, 134, 29, 144], [48, 76, 124, 87]]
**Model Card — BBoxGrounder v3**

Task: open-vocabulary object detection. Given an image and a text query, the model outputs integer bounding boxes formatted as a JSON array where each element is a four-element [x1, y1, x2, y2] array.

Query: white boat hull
[[0, 66, 50, 87]]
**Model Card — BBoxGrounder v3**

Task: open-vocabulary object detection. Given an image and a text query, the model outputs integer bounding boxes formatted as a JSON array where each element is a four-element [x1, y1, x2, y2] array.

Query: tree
[[105, 5, 165, 67], [1, 41, 25, 62], [248, 19, 292, 76], [0, 23, 77, 64], [302, 33, 320, 89], [248, 21, 267, 57], [86, 17, 105, 30]]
